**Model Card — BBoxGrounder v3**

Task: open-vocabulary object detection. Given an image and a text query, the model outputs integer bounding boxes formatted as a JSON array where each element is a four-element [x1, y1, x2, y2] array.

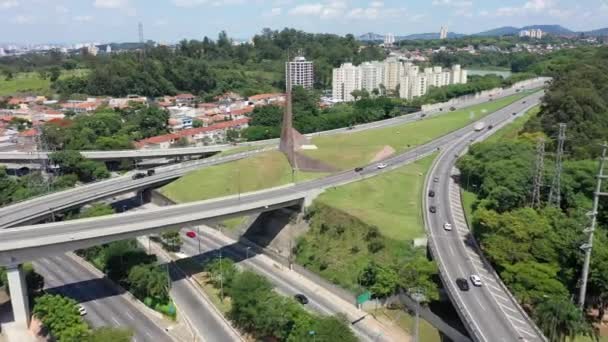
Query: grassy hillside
[[160, 150, 326, 203], [0, 69, 88, 96], [315, 154, 435, 242], [303, 92, 532, 170]]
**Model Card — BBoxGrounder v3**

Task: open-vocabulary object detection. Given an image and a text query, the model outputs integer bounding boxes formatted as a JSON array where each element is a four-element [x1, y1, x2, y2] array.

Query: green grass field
[[303, 92, 533, 170], [372, 308, 441, 342], [160, 150, 326, 203], [0, 69, 89, 96], [315, 154, 436, 242]]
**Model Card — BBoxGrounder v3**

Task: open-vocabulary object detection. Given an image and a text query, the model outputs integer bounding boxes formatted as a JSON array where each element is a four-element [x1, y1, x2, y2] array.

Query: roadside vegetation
[[180, 256, 357, 341], [457, 47, 608, 341]]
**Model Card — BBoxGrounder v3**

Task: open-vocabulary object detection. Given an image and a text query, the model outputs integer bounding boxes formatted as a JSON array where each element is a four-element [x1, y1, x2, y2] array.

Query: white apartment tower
[[383, 57, 402, 93], [286, 56, 314, 90], [384, 33, 396, 47], [440, 26, 448, 40], [332, 63, 361, 102], [360, 61, 384, 92]]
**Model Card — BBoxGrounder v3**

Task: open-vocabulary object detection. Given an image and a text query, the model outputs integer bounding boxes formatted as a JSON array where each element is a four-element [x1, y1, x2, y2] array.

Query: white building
[[332, 63, 361, 102], [105, 45, 112, 53], [333, 59, 467, 102], [519, 29, 543, 39], [286, 56, 314, 90], [440, 26, 448, 40], [384, 33, 395, 47]]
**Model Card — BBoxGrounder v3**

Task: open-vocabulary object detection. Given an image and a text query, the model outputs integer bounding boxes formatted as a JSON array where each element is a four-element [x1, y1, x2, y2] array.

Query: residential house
[[248, 93, 286, 106], [175, 93, 195, 106], [109, 95, 147, 109], [135, 118, 250, 149]]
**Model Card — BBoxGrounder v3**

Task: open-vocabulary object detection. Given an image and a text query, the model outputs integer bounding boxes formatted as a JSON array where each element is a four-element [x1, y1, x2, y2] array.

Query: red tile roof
[[229, 106, 254, 116], [175, 93, 195, 99], [248, 93, 285, 101], [135, 118, 249, 148], [18, 128, 38, 137]]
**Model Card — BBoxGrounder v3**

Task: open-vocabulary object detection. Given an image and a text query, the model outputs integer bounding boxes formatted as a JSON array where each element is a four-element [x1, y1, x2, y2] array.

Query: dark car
[[487, 125, 493, 130], [522, 101, 527, 104], [147, 169, 156, 176], [429, 206, 437, 213], [354, 167, 364, 172], [456, 278, 470, 291], [131, 172, 146, 180], [449, 106, 456, 111], [512, 112, 517, 116], [294, 294, 309, 305], [428, 190, 435, 197]]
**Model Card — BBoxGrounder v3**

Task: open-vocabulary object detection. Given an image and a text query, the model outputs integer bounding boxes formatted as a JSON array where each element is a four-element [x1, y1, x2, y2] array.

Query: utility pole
[[548, 123, 566, 207], [531, 138, 545, 209], [578, 142, 608, 309]]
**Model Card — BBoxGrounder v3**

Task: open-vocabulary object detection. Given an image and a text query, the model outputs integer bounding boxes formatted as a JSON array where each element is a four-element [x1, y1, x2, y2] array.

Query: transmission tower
[[531, 138, 545, 209], [138, 22, 144, 44], [548, 123, 567, 206], [578, 142, 608, 309], [34, 125, 51, 192]]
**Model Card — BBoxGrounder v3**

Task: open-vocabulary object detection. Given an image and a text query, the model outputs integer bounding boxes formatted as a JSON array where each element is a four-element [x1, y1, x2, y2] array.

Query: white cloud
[[94, 0, 129, 8], [0, 0, 18, 10], [12, 14, 33, 24], [172, 0, 208, 7], [264, 7, 282, 17], [289, 0, 408, 20], [73, 15, 93, 22], [172, 0, 243, 7], [154, 19, 168, 26], [493, 0, 563, 17], [432, 0, 472, 7]]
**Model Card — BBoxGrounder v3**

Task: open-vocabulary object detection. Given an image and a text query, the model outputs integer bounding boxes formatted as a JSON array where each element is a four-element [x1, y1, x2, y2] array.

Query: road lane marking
[[111, 317, 120, 325], [499, 303, 519, 314], [490, 291, 510, 303], [505, 313, 528, 326], [448, 244, 455, 256], [473, 293, 487, 312]]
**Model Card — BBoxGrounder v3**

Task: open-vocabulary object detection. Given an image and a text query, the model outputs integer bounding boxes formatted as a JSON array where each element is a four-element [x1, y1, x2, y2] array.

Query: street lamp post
[[245, 246, 251, 260], [197, 226, 201, 254], [411, 291, 426, 342]]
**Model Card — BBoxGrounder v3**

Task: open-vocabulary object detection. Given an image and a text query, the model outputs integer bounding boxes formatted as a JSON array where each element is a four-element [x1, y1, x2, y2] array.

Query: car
[[512, 112, 517, 116], [456, 278, 470, 291], [354, 167, 364, 172], [428, 190, 435, 197], [470, 274, 483, 287], [294, 294, 309, 304], [522, 100, 527, 104], [449, 106, 456, 111], [429, 206, 437, 213], [347, 125, 355, 130], [186, 231, 196, 238], [76, 305, 87, 316], [147, 169, 156, 176], [376, 163, 387, 169], [433, 177, 439, 183], [443, 223, 453, 231], [487, 125, 493, 130], [131, 172, 146, 180]]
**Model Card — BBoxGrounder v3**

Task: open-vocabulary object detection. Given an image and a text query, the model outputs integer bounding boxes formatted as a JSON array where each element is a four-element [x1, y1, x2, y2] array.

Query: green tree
[[360, 262, 399, 298], [160, 230, 182, 252], [127, 264, 169, 303], [534, 298, 598, 342], [501, 262, 569, 306], [33, 294, 89, 342]]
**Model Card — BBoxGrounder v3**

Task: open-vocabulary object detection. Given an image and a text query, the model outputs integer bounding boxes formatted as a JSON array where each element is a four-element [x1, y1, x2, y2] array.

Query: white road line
[[111, 317, 120, 325], [505, 313, 529, 325], [448, 244, 455, 256], [515, 326, 537, 338], [125, 311, 135, 320], [491, 291, 510, 303], [473, 294, 487, 312], [499, 303, 520, 314]]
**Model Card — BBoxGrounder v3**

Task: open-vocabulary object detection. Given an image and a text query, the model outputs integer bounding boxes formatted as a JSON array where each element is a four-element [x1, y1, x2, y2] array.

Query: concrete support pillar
[[6, 264, 30, 328]]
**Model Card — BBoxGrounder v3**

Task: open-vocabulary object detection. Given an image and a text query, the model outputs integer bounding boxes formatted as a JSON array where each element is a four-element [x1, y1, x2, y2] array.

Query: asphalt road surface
[[424, 113, 545, 340], [33, 255, 172, 342]]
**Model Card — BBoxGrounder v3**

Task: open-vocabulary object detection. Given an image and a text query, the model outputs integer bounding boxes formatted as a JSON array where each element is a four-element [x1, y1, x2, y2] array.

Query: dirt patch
[[370, 145, 396, 163]]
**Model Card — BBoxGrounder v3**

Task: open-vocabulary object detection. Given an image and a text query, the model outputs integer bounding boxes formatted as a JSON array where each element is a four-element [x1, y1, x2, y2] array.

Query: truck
[[474, 122, 486, 131]]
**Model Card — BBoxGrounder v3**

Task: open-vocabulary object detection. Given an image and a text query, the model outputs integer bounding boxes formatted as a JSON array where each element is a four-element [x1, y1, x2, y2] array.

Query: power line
[[531, 137, 545, 209], [578, 142, 608, 309], [548, 123, 566, 206]]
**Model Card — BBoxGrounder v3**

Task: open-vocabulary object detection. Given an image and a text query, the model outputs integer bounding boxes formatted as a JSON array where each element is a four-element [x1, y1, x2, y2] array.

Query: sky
[[1, 0, 608, 44]]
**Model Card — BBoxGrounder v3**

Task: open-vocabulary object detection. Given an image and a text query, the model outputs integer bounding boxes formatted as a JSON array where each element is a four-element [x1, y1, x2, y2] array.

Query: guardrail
[[422, 141, 486, 342]]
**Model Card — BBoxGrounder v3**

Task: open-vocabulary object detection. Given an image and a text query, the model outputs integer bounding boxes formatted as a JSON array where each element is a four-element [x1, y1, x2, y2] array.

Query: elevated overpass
[[0, 91, 546, 338]]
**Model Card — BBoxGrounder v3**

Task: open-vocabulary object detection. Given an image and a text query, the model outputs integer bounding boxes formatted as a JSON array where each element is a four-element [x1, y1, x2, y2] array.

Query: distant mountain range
[[358, 25, 608, 41]]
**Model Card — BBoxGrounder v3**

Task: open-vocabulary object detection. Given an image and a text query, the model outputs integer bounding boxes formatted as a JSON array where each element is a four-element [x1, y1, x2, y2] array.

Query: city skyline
[[0, 0, 607, 44]]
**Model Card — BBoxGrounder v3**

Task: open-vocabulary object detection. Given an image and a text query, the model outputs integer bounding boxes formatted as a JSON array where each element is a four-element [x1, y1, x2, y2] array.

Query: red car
[[186, 231, 196, 238]]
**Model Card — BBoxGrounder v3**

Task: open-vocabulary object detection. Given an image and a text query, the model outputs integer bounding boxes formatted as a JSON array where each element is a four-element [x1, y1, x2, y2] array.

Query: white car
[[470, 275, 483, 287], [376, 163, 387, 169], [443, 223, 453, 231], [77, 305, 87, 316]]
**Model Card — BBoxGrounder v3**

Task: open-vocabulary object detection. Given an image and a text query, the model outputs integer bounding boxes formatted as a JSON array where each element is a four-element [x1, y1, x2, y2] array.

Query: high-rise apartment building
[[333, 60, 467, 102], [286, 56, 314, 90], [519, 29, 543, 39], [439, 26, 448, 40], [384, 33, 395, 47], [332, 63, 361, 102]]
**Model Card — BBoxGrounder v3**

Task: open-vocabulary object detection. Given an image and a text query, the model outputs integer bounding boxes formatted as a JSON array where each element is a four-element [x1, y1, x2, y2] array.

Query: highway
[[0, 78, 547, 231], [423, 111, 546, 341], [33, 255, 172, 342], [0, 91, 544, 266], [175, 226, 407, 342]]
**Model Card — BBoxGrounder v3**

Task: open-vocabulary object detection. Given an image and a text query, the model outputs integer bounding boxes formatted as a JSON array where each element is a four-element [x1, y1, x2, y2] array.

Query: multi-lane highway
[[33, 255, 172, 342], [423, 111, 546, 341], [0, 91, 545, 268]]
